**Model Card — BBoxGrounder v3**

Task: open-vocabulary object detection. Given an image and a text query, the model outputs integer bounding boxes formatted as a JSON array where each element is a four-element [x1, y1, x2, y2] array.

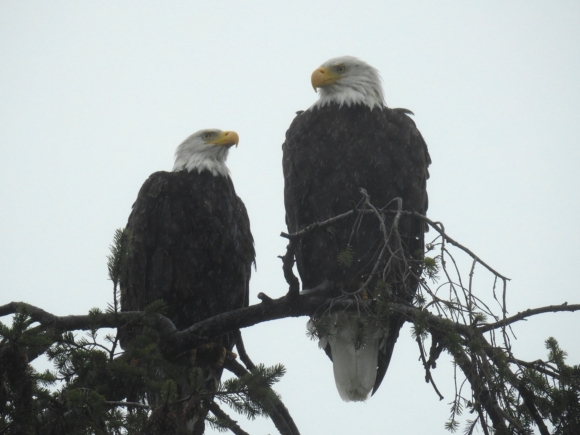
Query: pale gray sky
[[1, 2, 579, 434]]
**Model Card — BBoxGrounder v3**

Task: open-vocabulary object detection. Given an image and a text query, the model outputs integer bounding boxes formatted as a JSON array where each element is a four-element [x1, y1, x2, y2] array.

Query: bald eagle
[[120, 129, 255, 415], [283, 56, 430, 401]]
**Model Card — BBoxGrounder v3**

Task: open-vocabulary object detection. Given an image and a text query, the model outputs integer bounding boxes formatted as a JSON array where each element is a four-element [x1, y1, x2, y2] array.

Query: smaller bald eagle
[[121, 129, 255, 430], [283, 56, 430, 401]]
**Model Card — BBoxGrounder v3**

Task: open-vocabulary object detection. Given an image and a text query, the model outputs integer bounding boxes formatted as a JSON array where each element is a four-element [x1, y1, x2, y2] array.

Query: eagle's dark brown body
[[283, 103, 430, 395], [121, 169, 255, 349]]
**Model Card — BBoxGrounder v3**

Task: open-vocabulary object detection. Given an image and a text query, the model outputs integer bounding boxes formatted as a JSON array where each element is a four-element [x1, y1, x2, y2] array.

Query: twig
[[509, 358, 560, 380], [386, 210, 510, 281], [416, 337, 444, 400], [280, 208, 371, 240]]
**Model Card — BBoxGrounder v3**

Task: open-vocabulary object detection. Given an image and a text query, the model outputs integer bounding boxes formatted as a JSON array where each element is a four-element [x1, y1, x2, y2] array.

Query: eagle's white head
[[310, 56, 385, 110], [172, 129, 239, 177]]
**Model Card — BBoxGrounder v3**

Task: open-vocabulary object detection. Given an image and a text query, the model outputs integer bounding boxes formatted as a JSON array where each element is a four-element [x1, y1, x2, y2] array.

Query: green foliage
[[472, 312, 487, 325], [444, 418, 460, 432], [518, 338, 580, 434], [337, 244, 354, 268], [0, 306, 288, 434], [410, 309, 430, 341], [414, 292, 427, 308], [206, 414, 232, 432], [107, 228, 131, 286], [0, 230, 287, 434], [373, 279, 393, 318], [306, 313, 345, 342], [218, 363, 286, 419], [423, 256, 440, 282], [0, 314, 37, 435]]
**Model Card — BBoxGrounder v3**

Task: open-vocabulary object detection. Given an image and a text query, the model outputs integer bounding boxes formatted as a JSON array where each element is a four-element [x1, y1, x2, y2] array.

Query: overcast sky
[[1, 2, 579, 434]]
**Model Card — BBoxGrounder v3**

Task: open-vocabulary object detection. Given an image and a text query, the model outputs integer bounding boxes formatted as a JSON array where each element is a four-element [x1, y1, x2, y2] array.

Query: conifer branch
[[105, 400, 150, 409], [224, 359, 300, 435], [450, 346, 510, 434], [206, 401, 250, 435]]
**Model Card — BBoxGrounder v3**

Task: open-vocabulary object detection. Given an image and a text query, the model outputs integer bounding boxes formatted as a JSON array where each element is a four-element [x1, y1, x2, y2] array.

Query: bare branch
[[234, 330, 255, 371], [416, 337, 444, 400], [280, 208, 366, 240], [398, 210, 510, 281], [479, 303, 580, 333]]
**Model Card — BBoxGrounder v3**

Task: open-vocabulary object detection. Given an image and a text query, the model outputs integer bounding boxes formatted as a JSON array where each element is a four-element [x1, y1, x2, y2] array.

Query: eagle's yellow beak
[[207, 131, 239, 147], [311, 67, 341, 91]]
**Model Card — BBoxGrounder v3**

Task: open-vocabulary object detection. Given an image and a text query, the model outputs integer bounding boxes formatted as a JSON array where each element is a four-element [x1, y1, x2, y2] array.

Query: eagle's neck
[[172, 144, 230, 177], [311, 81, 385, 111]]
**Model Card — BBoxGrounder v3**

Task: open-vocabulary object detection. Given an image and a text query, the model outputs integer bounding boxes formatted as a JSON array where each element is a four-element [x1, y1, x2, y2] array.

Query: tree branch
[[280, 208, 363, 240], [206, 401, 250, 435], [234, 330, 255, 371], [280, 202, 509, 282], [479, 303, 580, 332], [0, 302, 176, 336], [416, 337, 444, 400], [450, 347, 510, 434], [279, 241, 300, 297], [4, 295, 539, 360], [224, 359, 300, 435]]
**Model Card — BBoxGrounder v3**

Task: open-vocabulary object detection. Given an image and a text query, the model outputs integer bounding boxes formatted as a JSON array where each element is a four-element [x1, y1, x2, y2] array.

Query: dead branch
[[416, 337, 444, 400], [479, 303, 580, 332]]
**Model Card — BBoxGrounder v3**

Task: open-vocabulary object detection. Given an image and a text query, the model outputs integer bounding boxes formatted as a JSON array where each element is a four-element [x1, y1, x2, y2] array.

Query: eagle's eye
[[336, 65, 346, 73], [202, 132, 213, 140]]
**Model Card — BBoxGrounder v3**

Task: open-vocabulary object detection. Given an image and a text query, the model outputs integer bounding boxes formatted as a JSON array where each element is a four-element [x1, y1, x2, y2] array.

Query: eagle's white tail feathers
[[319, 315, 385, 402]]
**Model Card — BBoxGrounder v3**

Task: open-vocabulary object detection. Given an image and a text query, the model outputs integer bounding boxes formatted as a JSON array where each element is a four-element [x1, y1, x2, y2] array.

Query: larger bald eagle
[[120, 129, 255, 424], [283, 56, 430, 401]]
